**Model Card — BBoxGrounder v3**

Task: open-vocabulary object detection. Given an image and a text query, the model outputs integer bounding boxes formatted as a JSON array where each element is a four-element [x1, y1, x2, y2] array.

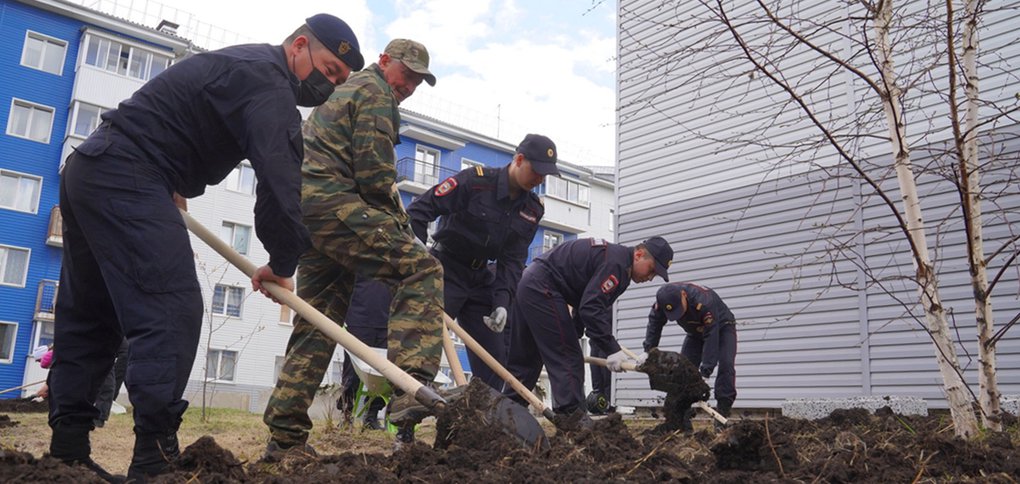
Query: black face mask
[[295, 49, 336, 107]]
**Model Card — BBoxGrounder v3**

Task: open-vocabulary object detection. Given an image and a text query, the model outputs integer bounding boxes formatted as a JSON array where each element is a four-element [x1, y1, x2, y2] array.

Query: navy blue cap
[[516, 134, 559, 176], [305, 14, 364, 71], [642, 236, 673, 281], [656, 284, 685, 319]]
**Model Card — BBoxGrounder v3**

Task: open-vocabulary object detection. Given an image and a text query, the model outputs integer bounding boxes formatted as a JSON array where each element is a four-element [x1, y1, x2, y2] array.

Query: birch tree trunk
[[957, 0, 1001, 431], [874, 0, 979, 438]]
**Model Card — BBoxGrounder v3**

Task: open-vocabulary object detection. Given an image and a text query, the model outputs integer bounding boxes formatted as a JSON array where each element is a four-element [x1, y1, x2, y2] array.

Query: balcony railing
[[35, 279, 59, 321], [46, 205, 63, 247], [395, 157, 459, 189]]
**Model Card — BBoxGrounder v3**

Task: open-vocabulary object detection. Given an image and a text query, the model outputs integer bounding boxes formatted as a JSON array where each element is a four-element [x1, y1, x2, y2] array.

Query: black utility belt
[[434, 246, 492, 270]]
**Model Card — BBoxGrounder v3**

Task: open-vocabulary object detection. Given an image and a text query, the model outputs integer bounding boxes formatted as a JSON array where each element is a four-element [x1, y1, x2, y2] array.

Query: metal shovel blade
[[435, 380, 549, 451]]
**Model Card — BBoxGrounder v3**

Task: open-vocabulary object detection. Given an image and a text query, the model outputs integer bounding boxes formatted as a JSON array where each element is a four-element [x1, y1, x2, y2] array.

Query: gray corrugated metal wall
[[615, 0, 1020, 410]]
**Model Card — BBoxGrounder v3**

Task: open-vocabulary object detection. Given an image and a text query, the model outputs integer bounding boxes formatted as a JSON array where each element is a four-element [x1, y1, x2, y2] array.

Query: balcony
[[35, 279, 59, 322], [46, 206, 63, 247], [395, 157, 458, 195]]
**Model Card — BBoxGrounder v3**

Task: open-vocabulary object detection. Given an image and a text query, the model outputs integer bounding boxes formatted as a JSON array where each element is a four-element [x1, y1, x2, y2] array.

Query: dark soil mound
[[0, 448, 107, 483], [0, 397, 49, 413], [151, 435, 247, 483], [0, 414, 18, 428], [637, 348, 710, 432]]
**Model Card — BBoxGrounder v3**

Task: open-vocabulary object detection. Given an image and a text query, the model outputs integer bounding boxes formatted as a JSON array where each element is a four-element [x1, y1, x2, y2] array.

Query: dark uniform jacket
[[407, 165, 543, 309], [75, 43, 309, 276], [534, 238, 632, 356], [644, 282, 735, 369]]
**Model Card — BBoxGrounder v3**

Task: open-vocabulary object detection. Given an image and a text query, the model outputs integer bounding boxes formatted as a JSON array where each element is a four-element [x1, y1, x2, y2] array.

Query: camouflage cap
[[385, 39, 436, 86]]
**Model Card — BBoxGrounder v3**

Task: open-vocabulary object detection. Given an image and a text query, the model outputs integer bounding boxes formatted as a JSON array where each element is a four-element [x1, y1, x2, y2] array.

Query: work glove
[[635, 352, 649, 367], [483, 306, 508, 332], [606, 350, 630, 372], [699, 364, 714, 379]]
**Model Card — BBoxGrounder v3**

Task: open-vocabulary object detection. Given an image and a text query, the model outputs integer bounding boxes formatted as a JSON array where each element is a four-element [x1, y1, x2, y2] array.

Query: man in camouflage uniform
[[264, 39, 441, 453]]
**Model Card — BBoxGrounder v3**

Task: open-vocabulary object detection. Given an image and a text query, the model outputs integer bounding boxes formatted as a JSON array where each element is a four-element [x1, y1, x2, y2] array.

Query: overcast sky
[[86, 0, 618, 167]]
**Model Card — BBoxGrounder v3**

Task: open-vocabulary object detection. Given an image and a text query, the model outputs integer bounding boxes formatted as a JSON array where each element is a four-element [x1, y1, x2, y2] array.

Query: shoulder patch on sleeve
[[435, 177, 458, 197], [600, 274, 619, 294], [475, 165, 484, 176], [590, 238, 608, 247]]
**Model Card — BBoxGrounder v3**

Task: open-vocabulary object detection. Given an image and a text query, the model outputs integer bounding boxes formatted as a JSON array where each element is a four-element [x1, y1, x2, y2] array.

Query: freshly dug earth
[[636, 348, 710, 433], [0, 397, 49, 414], [2, 398, 1019, 482]]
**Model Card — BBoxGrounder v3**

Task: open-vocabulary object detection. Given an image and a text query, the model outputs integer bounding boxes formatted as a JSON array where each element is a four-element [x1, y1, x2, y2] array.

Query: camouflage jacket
[[301, 64, 407, 227]]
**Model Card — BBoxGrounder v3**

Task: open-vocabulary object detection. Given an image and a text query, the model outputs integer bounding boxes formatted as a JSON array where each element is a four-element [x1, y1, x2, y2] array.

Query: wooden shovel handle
[[443, 315, 555, 420], [180, 209, 443, 408], [442, 320, 468, 386]]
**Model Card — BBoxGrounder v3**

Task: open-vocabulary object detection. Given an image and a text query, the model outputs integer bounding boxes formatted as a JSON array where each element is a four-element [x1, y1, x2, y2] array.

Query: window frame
[[220, 220, 252, 256], [81, 31, 174, 82], [460, 157, 483, 172], [33, 320, 55, 350], [7, 98, 55, 144], [543, 232, 564, 251], [68, 101, 105, 139], [0, 244, 31, 288], [0, 320, 18, 364], [205, 348, 238, 382], [21, 30, 68, 76], [414, 145, 441, 186], [0, 169, 42, 214], [541, 175, 591, 207], [223, 162, 256, 196], [210, 283, 244, 317]]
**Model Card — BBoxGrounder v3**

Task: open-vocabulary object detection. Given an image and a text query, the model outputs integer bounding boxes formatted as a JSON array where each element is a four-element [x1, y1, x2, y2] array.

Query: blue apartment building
[[0, 0, 188, 397]]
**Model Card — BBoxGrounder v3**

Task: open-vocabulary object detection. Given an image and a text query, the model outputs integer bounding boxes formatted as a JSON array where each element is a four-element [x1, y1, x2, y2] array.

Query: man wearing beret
[[49, 13, 363, 482], [404, 133, 558, 392], [642, 282, 738, 430], [502, 236, 674, 428], [264, 38, 443, 452]]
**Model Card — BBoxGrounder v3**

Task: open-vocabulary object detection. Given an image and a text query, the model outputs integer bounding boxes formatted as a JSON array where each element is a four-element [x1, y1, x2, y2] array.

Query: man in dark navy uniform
[[642, 282, 738, 427], [502, 236, 674, 423], [406, 134, 559, 389], [336, 277, 390, 431], [48, 14, 363, 482]]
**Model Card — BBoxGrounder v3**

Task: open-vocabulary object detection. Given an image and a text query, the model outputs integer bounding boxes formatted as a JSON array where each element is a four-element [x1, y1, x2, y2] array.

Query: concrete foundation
[[781, 395, 927, 420]]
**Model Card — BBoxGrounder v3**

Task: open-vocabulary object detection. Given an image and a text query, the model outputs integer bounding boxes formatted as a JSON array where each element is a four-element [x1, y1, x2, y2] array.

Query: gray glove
[[635, 352, 649, 367], [606, 350, 630, 372], [483, 306, 507, 332]]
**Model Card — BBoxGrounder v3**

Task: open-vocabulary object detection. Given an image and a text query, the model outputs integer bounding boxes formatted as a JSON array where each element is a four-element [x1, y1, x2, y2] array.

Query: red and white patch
[[518, 209, 538, 224], [434, 177, 458, 196], [600, 274, 619, 294]]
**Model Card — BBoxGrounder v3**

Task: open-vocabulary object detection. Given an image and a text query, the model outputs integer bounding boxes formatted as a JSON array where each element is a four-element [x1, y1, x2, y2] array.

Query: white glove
[[483, 306, 507, 332], [635, 352, 649, 367], [606, 350, 630, 372]]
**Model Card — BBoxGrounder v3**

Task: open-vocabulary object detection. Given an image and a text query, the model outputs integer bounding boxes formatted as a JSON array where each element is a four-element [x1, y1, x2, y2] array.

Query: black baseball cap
[[305, 14, 364, 71], [656, 284, 685, 319], [516, 134, 559, 176], [642, 236, 673, 281]]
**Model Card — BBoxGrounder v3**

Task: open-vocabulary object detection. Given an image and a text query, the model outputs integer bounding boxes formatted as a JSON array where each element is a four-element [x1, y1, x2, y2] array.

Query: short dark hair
[[284, 24, 324, 50]]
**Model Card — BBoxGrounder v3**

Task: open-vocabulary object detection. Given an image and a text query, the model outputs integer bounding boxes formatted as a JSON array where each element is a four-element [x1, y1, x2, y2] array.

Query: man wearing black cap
[[501, 236, 673, 426], [404, 133, 558, 391], [264, 38, 441, 453], [642, 282, 738, 429], [47, 13, 362, 482]]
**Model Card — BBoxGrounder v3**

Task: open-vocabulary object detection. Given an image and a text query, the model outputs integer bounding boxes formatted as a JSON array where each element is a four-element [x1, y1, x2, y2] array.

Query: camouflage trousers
[[263, 207, 444, 447]]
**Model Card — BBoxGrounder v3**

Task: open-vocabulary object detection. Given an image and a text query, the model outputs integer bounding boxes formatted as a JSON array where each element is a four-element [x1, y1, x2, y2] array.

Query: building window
[[206, 348, 237, 382], [414, 145, 440, 186], [83, 34, 171, 81], [34, 320, 55, 349], [221, 222, 251, 255], [461, 157, 482, 171], [70, 102, 104, 138], [223, 163, 256, 195], [7, 99, 54, 143], [211, 284, 244, 317], [0, 170, 42, 213], [0, 321, 17, 363], [542, 176, 590, 206], [0, 245, 30, 287], [543, 232, 563, 251], [21, 31, 67, 75]]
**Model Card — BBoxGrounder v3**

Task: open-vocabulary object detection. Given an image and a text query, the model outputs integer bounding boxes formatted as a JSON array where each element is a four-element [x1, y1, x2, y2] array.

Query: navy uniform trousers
[[49, 151, 203, 435], [681, 322, 738, 406], [504, 264, 587, 413], [431, 250, 505, 389]]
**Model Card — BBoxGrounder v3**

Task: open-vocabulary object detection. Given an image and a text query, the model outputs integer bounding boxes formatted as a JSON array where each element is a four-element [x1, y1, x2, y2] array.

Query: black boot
[[393, 424, 416, 451], [714, 398, 734, 431], [126, 431, 180, 483], [362, 412, 384, 431], [50, 423, 124, 483]]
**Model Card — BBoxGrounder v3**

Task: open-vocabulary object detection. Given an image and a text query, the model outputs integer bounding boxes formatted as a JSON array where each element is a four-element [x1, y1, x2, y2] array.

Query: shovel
[[584, 351, 728, 425], [180, 209, 547, 448]]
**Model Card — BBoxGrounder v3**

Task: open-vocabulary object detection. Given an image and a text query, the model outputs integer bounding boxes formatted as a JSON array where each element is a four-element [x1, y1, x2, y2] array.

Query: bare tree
[[618, 0, 1020, 437]]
